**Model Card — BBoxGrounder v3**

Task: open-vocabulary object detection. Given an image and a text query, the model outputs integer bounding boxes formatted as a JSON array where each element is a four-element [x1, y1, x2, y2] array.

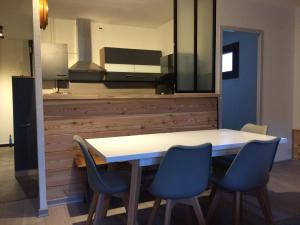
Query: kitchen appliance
[[69, 18, 106, 82]]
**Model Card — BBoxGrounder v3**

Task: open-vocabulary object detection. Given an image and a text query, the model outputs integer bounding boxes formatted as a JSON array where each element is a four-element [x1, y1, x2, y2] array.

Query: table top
[[86, 129, 287, 163]]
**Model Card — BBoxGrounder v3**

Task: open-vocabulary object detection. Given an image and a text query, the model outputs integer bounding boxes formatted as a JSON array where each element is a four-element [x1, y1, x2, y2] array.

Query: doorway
[[0, 1, 38, 206], [220, 28, 262, 130]]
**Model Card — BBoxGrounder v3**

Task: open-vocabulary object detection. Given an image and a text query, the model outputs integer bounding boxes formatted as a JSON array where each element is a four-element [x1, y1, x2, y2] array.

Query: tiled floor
[[0, 147, 38, 203], [0, 158, 300, 225]]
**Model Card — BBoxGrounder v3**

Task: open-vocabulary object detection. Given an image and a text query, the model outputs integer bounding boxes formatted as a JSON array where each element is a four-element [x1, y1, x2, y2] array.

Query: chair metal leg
[[256, 187, 273, 224], [148, 198, 162, 225], [86, 192, 99, 225], [207, 188, 221, 225], [93, 194, 107, 225], [164, 200, 174, 225], [191, 197, 206, 225]]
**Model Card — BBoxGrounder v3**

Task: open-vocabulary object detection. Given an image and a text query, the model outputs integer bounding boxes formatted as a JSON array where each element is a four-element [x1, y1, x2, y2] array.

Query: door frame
[[218, 26, 264, 128]]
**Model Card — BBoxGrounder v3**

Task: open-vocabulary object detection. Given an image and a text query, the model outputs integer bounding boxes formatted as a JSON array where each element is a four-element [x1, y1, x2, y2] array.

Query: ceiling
[[249, 0, 300, 9], [48, 0, 300, 28], [48, 0, 173, 28]]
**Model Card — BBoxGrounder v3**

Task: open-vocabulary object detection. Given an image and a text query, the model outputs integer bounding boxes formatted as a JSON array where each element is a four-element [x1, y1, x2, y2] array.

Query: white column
[[32, 0, 48, 216]]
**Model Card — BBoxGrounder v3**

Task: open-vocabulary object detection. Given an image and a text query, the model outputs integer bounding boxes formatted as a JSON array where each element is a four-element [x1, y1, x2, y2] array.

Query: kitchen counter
[[43, 92, 219, 100]]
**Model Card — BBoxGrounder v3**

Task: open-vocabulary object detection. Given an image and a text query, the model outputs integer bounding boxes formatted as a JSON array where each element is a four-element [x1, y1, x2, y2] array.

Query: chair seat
[[213, 154, 236, 168], [97, 170, 130, 194], [210, 170, 270, 192]]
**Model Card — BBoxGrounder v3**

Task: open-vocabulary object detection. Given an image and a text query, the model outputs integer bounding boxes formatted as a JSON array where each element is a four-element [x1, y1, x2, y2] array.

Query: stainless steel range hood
[[69, 18, 106, 82]]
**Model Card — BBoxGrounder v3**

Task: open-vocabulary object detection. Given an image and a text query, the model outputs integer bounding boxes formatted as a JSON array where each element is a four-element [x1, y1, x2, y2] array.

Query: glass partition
[[176, 0, 195, 91], [175, 0, 215, 93], [197, 0, 215, 92]]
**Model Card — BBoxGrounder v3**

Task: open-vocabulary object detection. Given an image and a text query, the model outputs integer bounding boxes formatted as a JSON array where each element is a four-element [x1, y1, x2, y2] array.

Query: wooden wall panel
[[293, 129, 300, 160], [44, 96, 218, 202], [44, 98, 217, 118]]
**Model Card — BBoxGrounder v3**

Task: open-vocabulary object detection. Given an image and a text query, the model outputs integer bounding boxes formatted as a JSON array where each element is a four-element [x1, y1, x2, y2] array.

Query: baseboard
[[47, 195, 84, 207], [0, 144, 14, 147], [38, 208, 49, 217]]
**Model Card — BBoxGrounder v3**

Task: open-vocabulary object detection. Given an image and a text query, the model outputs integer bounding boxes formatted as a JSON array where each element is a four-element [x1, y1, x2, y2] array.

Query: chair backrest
[[73, 135, 110, 193], [221, 138, 281, 191], [241, 123, 268, 135], [149, 143, 212, 200]]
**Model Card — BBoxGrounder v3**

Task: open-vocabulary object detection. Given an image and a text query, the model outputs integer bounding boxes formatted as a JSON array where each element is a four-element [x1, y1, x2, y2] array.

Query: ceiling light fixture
[[0, 26, 4, 39], [39, 0, 48, 30]]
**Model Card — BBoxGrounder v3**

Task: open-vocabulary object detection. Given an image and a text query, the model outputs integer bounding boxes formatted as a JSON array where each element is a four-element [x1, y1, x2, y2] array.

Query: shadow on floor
[[69, 191, 300, 225]]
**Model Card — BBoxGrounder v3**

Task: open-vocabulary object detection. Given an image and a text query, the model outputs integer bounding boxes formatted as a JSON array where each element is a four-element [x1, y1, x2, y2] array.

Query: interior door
[[221, 30, 260, 130]]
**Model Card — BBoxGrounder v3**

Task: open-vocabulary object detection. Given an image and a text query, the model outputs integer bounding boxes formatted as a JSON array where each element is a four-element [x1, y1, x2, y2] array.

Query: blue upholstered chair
[[148, 143, 212, 225], [213, 123, 269, 173], [73, 135, 129, 225], [207, 138, 281, 225]]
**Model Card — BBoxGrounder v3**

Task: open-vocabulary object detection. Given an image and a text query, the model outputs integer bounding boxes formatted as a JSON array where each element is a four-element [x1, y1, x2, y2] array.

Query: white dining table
[[86, 129, 287, 225]]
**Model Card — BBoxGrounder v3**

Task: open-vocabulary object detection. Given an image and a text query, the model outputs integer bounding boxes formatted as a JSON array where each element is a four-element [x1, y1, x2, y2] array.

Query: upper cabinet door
[[175, 0, 216, 93]]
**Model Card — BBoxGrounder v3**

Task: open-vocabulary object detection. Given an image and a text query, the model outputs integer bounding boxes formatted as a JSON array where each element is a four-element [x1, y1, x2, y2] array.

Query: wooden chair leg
[[86, 192, 99, 225], [191, 197, 206, 225], [93, 194, 107, 225], [256, 187, 273, 224], [185, 205, 194, 225], [119, 192, 130, 217], [148, 198, 162, 225], [240, 192, 243, 223], [234, 192, 241, 225], [99, 194, 111, 218], [209, 185, 217, 206], [207, 188, 221, 225], [164, 200, 174, 225]]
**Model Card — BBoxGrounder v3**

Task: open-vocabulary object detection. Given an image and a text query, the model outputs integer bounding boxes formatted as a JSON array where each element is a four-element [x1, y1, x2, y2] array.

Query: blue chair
[[213, 123, 269, 174], [73, 135, 129, 225], [148, 143, 212, 225], [207, 138, 281, 225]]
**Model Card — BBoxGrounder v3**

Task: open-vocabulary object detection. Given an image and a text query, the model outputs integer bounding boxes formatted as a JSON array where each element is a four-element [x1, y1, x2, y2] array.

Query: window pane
[[176, 0, 195, 91], [197, 0, 214, 91], [222, 52, 233, 72]]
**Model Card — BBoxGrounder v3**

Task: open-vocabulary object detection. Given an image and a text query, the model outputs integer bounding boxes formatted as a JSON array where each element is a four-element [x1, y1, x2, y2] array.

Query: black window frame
[[222, 42, 240, 80], [174, 0, 217, 93]]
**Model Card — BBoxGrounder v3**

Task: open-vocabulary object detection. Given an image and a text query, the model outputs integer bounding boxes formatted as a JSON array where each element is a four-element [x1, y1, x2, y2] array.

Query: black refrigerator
[[12, 76, 37, 171]]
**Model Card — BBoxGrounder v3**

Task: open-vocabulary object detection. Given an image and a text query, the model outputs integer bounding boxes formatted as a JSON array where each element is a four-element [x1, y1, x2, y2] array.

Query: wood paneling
[[44, 96, 218, 202], [292, 129, 300, 160]]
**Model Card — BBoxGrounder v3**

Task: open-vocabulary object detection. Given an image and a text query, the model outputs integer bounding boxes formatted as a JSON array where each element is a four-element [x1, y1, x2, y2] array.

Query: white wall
[[41, 18, 170, 67], [0, 40, 31, 144], [92, 22, 159, 65], [217, 0, 295, 161], [0, 2, 33, 145], [41, 18, 78, 67], [156, 20, 173, 56]]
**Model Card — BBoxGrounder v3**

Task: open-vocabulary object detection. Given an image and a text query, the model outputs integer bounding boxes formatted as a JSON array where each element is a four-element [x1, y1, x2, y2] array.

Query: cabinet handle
[[18, 123, 31, 128], [126, 75, 145, 78]]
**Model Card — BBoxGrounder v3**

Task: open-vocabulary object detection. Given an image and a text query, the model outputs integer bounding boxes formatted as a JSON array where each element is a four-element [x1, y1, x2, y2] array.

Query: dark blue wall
[[222, 31, 259, 130]]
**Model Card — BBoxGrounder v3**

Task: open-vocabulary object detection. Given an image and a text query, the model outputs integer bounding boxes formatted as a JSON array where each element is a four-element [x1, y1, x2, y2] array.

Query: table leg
[[127, 160, 142, 225]]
